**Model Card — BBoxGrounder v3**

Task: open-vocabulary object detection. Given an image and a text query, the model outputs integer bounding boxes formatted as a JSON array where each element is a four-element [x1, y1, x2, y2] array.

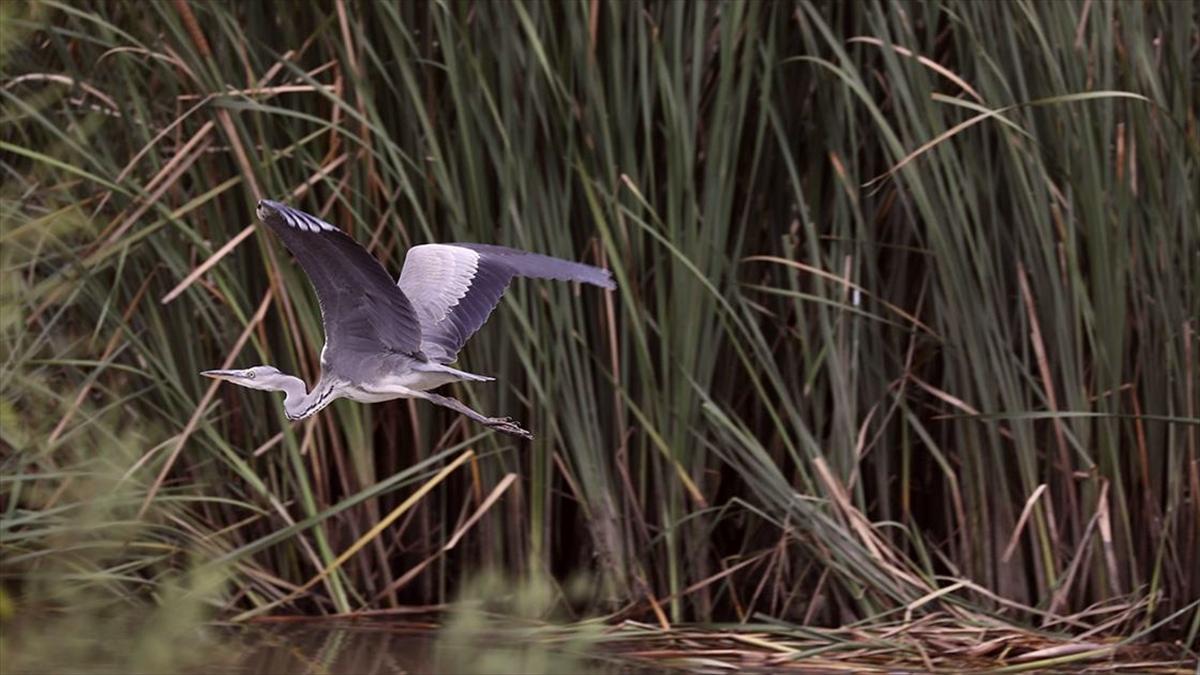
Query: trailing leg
[[418, 391, 533, 440]]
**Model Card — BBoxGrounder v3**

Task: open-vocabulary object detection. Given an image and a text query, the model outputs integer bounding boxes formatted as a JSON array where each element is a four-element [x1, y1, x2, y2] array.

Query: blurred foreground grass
[[1, 0, 1197, 670]]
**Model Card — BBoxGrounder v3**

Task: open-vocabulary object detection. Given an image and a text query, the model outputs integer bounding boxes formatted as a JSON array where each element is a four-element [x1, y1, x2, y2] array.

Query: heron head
[[201, 365, 290, 392]]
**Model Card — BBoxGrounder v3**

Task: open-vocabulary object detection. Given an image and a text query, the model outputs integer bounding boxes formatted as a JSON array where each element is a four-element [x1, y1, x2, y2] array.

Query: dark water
[[215, 622, 664, 675], [217, 623, 437, 674]]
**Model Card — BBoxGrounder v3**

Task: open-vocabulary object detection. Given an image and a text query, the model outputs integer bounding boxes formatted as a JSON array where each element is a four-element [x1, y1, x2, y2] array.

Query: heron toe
[[487, 417, 533, 440]]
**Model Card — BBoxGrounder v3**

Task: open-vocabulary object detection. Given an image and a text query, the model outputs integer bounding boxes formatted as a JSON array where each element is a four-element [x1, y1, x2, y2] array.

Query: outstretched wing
[[256, 200, 424, 375], [397, 242, 615, 363]]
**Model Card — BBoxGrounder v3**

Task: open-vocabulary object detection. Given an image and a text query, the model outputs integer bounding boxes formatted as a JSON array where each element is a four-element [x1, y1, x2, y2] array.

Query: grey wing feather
[[397, 242, 614, 363], [449, 243, 616, 290], [256, 200, 424, 378]]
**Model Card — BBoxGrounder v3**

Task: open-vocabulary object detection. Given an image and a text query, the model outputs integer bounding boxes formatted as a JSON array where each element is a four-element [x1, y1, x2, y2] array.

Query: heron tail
[[413, 360, 494, 383]]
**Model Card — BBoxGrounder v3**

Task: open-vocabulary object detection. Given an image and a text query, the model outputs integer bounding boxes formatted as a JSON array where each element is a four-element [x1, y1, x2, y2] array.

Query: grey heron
[[202, 200, 614, 440]]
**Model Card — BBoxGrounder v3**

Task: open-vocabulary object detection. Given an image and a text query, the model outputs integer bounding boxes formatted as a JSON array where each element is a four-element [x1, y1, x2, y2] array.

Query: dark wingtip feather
[[256, 200, 338, 234], [451, 242, 616, 290], [591, 268, 617, 291]]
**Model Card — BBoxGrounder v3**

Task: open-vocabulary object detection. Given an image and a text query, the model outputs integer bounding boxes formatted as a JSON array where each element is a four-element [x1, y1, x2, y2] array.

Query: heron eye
[[246, 371, 255, 380]]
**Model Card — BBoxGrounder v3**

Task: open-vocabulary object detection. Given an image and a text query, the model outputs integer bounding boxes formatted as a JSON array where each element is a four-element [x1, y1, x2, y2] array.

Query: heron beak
[[201, 369, 239, 381]]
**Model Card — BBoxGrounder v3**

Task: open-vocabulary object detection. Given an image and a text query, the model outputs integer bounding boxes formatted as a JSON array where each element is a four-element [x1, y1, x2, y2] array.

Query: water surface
[[216, 621, 663, 675]]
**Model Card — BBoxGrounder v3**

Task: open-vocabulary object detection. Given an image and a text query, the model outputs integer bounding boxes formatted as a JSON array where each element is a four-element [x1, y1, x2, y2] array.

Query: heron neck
[[284, 376, 338, 420], [271, 374, 307, 416]]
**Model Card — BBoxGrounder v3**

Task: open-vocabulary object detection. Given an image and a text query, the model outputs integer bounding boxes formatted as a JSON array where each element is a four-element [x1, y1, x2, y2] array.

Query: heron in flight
[[202, 200, 614, 440]]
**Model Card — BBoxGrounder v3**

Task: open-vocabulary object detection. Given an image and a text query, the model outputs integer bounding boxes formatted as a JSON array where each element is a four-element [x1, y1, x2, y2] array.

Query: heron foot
[[486, 416, 534, 440]]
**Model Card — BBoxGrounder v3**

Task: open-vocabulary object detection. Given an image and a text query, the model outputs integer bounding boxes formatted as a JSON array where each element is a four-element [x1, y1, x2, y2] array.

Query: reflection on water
[[219, 623, 436, 675], [218, 622, 660, 675]]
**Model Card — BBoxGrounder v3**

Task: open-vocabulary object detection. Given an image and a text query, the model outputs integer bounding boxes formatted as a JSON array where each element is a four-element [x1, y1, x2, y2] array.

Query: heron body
[[202, 200, 614, 439]]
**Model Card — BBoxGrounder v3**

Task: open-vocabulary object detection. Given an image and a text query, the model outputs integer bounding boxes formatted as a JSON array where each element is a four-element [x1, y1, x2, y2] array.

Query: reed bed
[[1, 0, 1196, 669]]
